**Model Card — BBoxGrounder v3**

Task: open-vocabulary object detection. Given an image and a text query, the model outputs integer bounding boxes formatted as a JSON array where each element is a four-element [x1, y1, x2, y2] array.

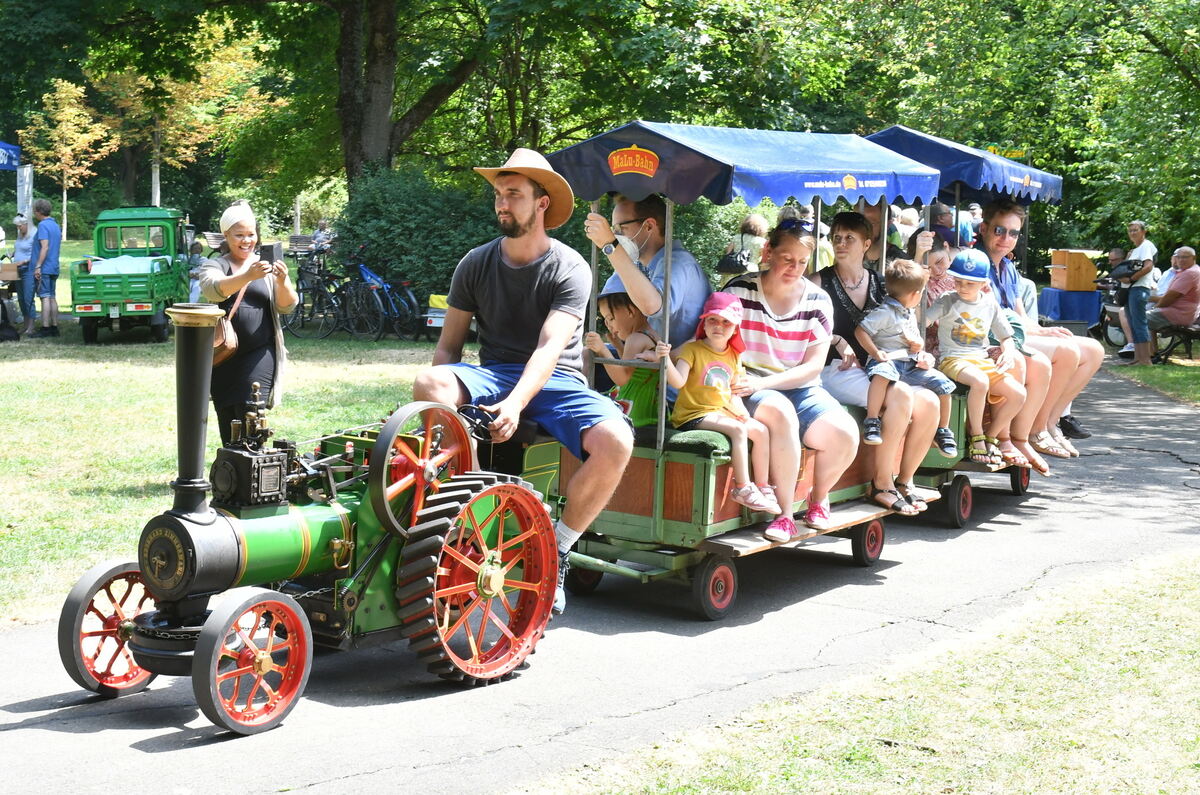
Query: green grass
[[525, 554, 1200, 794], [0, 325, 468, 623]]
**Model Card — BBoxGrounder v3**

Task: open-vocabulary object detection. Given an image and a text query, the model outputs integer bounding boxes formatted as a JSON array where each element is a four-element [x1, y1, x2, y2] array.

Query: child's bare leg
[[746, 417, 772, 489], [985, 376, 1026, 439], [866, 375, 889, 420], [937, 392, 952, 427], [696, 414, 750, 486], [952, 366, 989, 437]]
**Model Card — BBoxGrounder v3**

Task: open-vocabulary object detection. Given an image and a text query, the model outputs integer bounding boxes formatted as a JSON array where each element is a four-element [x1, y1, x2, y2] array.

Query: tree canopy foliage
[[2, 0, 1199, 250]]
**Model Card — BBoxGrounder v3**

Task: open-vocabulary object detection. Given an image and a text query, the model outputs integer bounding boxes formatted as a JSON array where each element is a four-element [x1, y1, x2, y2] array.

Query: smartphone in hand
[[259, 242, 284, 264]]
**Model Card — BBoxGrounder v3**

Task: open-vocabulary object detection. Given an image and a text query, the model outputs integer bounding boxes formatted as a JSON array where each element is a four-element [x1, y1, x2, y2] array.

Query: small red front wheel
[[192, 589, 313, 735], [58, 560, 156, 698], [691, 555, 738, 621], [942, 474, 973, 529], [851, 518, 885, 566]]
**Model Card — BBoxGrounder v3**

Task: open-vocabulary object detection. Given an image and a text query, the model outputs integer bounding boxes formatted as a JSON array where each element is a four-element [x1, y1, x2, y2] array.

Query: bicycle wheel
[[392, 288, 423, 340], [346, 282, 386, 342], [288, 280, 339, 339]]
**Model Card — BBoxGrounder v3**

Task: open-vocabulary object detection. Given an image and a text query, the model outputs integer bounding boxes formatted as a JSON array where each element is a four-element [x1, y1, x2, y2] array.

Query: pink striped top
[[722, 273, 833, 377]]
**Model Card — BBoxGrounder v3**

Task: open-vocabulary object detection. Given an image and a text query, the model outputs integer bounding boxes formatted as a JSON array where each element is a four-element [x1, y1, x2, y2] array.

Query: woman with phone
[[198, 201, 298, 444]]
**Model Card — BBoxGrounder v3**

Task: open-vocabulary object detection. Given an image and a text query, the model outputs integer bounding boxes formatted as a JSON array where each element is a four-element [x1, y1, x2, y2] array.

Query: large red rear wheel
[[396, 473, 555, 685], [192, 589, 313, 735], [58, 560, 157, 697], [369, 402, 478, 539]]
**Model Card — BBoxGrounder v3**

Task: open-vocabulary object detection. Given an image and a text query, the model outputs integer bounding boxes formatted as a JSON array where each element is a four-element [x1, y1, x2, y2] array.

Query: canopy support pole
[[651, 198, 674, 541], [812, 198, 822, 275], [877, 198, 887, 271], [587, 199, 600, 389], [954, 184, 961, 246]]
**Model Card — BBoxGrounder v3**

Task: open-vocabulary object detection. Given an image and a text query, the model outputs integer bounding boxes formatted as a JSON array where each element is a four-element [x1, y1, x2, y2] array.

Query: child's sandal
[[968, 434, 991, 465], [984, 435, 1004, 465]]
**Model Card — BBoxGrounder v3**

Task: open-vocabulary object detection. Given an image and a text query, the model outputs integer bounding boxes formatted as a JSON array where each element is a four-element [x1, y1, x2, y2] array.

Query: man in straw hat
[[413, 148, 633, 614]]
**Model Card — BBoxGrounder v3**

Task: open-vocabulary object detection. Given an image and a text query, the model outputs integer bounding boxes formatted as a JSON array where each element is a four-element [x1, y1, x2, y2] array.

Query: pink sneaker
[[763, 515, 797, 542], [803, 500, 831, 531], [730, 483, 780, 513]]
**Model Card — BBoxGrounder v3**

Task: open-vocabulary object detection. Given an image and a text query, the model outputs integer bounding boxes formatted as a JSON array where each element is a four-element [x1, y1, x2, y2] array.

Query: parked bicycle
[[283, 261, 343, 339], [353, 261, 423, 342]]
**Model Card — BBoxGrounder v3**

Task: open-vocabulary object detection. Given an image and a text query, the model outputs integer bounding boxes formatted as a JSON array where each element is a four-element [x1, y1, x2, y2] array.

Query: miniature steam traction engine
[[58, 304, 557, 734]]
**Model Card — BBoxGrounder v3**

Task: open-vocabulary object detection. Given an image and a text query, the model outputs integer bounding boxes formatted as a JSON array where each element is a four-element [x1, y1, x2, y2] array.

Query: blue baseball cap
[[947, 249, 991, 283], [598, 272, 627, 298]]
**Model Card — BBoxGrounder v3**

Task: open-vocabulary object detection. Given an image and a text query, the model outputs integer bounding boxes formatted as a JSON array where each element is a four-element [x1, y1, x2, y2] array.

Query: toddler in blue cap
[[926, 249, 1027, 465]]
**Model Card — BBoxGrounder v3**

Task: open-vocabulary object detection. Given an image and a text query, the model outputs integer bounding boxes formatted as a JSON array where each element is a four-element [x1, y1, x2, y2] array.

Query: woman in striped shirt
[[724, 223, 858, 533]]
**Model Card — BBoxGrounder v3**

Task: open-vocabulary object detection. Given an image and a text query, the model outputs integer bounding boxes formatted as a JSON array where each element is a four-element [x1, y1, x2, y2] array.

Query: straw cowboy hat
[[474, 148, 575, 230]]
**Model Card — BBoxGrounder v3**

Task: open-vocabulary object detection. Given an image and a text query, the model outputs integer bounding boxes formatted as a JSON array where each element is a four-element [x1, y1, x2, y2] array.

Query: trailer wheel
[[192, 588, 313, 735], [150, 323, 169, 343], [1009, 465, 1031, 496], [80, 319, 99, 345], [692, 555, 738, 621], [565, 566, 603, 596], [368, 402, 478, 539], [395, 476, 555, 685], [941, 475, 973, 528], [58, 560, 157, 697], [851, 518, 886, 566]]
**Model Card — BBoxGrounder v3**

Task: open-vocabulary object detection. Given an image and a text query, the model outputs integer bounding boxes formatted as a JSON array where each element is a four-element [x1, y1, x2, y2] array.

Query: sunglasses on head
[[992, 225, 1021, 239]]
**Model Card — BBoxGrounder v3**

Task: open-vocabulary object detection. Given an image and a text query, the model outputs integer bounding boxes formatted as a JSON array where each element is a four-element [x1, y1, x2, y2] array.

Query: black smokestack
[[164, 304, 226, 518]]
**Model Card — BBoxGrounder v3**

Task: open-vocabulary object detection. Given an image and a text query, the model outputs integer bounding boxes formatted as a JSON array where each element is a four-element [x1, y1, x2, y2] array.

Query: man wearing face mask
[[584, 194, 711, 346]]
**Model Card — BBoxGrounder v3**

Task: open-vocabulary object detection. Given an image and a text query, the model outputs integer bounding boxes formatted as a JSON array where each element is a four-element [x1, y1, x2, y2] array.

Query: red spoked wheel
[[396, 473, 555, 685], [691, 554, 738, 621], [369, 401, 479, 539], [58, 560, 157, 697], [851, 518, 886, 566], [192, 589, 313, 735]]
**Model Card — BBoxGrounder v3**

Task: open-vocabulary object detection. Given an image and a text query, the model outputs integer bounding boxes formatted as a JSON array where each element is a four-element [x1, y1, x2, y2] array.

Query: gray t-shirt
[[927, 291, 1013, 359], [859, 297, 920, 361], [447, 237, 590, 372]]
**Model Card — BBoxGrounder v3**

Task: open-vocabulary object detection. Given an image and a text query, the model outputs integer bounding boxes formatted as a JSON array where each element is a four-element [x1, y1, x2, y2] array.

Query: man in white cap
[[412, 148, 633, 614]]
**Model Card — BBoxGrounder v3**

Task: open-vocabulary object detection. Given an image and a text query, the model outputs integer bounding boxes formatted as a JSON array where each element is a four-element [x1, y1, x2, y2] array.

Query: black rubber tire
[[150, 323, 169, 343], [1010, 465, 1031, 496], [564, 567, 603, 596], [851, 518, 886, 566], [346, 282, 386, 341], [81, 318, 99, 345], [58, 560, 156, 697], [691, 555, 738, 621], [393, 290, 423, 340], [192, 588, 313, 735], [394, 474, 555, 685], [941, 474, 973, 528], [287, 285, 338, 339]]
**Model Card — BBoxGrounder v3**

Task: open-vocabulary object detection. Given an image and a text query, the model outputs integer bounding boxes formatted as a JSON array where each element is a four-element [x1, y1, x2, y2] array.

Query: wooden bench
[[288, 234, 313, 255]]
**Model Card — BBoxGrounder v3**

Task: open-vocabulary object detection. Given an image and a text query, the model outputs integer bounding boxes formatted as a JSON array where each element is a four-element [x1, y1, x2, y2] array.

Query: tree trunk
[[120, 146, 140, 205], [61, 173, 68, 241], [151, 119, 161, 207]]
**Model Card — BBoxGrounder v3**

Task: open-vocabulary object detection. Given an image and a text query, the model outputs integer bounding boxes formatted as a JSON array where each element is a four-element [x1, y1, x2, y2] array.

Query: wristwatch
[[601, 240, 618, 256]]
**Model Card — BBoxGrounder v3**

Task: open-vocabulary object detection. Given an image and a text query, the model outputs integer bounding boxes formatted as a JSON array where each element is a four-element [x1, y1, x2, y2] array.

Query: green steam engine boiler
[[57, 304, 558, 734]]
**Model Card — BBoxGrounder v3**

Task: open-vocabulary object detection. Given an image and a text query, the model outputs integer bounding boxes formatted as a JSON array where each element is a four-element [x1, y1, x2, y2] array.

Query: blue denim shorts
[[745, 385, 844, 438], [36, 274, 57, 298], [866, 357, 956, 396], [446, 362, 628, 461]]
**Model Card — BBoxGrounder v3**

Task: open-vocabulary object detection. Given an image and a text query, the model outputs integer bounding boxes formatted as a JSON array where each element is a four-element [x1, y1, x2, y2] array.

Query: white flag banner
[[17, 164, 32, 217]]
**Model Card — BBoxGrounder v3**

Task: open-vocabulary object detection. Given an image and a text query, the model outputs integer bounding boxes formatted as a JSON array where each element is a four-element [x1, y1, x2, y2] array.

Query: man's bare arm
[[432, 307, 474, 366]]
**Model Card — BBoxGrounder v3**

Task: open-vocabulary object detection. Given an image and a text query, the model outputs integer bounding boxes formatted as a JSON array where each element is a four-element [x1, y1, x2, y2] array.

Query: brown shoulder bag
[[213, 283, 249, 367]]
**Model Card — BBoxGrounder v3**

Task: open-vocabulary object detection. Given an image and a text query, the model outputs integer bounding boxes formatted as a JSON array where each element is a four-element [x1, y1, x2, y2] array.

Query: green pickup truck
[[70, 207, 193, 343]]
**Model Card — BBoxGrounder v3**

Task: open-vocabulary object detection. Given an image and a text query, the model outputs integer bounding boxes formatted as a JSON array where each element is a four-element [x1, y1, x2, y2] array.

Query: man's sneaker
[[553, 550, 570, 615], [862, 416, 883, 445], [763, 515, 797, 543], [1057, 414, 1091, 439]]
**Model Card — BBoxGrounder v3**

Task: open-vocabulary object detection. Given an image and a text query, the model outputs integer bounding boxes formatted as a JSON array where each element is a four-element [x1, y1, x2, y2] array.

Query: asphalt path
[[2, 370, 1197, 793]]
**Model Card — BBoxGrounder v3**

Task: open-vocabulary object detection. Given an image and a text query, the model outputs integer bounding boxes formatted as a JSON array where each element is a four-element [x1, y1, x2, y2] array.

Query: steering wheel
[[457, 404, 496, 442]]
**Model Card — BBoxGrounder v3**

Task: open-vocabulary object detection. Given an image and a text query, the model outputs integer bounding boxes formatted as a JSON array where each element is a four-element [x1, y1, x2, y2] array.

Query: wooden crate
[[1049, 249, 1097, 291]]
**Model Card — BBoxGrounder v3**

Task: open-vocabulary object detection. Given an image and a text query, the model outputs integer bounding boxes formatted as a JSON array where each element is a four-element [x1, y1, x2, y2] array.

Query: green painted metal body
[[229, 501, 355, 588]]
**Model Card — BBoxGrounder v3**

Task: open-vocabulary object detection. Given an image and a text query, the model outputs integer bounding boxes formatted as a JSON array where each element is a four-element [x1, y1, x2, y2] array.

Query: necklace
[[839, 267, 866, 291]]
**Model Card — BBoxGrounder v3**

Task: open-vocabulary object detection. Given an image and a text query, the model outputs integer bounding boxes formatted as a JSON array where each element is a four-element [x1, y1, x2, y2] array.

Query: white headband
[[219, 204, 256, 234]]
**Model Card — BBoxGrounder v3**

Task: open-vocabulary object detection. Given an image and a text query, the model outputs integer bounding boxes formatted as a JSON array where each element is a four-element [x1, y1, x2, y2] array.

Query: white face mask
[[614, 234, 643, 268]]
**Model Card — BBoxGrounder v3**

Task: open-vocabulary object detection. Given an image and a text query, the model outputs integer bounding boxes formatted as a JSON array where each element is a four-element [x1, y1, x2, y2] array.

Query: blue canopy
[[867, 125, 1063, 205], [0, 141, 19, 171], [547, 120, 941, 207]]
